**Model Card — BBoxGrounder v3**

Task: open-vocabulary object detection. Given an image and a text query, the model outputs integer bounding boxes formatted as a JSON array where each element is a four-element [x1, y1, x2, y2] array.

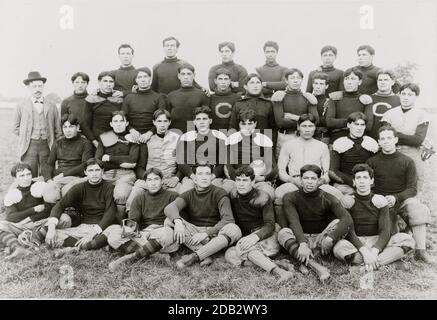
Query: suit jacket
[[13, 97, 62, 159]]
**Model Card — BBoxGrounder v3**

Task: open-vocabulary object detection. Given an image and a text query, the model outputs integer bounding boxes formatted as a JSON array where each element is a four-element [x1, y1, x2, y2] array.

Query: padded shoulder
[[359, 94, 373, 105], [332, 136, 354, 153], [361, 136, 379, 153], [253, 133, 273, 148], [211, 129, 228, 141], [328, 91, 343, 100], [4, 188, 23, 206], [301, 92, 318, 105], [371, 194, 388, 209], [227, 132, 243, 145], [180, 130, 197, 142]]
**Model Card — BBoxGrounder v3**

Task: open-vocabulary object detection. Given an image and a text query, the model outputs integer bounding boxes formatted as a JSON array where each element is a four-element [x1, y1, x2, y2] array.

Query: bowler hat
[[23, 71, 47, 85]]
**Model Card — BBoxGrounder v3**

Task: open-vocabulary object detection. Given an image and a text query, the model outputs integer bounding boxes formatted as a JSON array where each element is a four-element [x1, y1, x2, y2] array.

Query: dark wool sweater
[[347, 192, 390, 251], [256, 61, 287, 97], [5, 184, 52, 223], [209, 89, 242, 130], [369, 93, 401, 140], [110, 65, 137, 96], [325, 91, 373, 142], [129, 188, 179, 228], [366, 151, 417, 204], [61, 92, 94, 141], [167, 86, 209, 133], [166, 185, 235, 236], [282, 189, 352, 244], [306, 66, 344, 95], [315, 94, 328, 127], [122, 88, 167, 134], [272, 89, 319, 132], [208, 61, 248, 93], [95, 131, 139, 171], [231, 188, 275, 240], [43, 135, 94, 180], [50, 180, 116, 230]]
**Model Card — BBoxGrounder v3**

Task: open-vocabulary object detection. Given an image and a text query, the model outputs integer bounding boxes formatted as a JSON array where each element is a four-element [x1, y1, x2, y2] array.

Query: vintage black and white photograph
[[0, 0, 436, 302]]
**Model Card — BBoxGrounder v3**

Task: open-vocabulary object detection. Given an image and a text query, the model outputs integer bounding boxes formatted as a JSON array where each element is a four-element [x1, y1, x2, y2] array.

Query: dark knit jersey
[[256, 62, 287, 97], [43, 135, 94, 180], [306, 66, 344, 95], [61, 92, 94, 141], [129, 188, 179, 228], [167, 86, 209, 133], [122, 88, 167, 134], [369, 93, 401, 140], [209, 89, 242, 130], [282, 189, 352, 244], [325, 91, 373, 142], [366, 151, 417, 203], [110, 65, 137, 96], [273, 89, 319, 132], [208, 61, 248, 93], [5, 183, 52, 223], [356, 64, 381, 95], [50, 180, 116, 230], [347, 192, 390, 251], [315, 94, 328, 127], [95, 131, 140, 171], [230, 188, 275, 240]]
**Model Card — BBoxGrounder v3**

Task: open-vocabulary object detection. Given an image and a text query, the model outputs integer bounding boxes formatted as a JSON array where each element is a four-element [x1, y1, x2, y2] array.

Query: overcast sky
[[1, 0, 436, 108]]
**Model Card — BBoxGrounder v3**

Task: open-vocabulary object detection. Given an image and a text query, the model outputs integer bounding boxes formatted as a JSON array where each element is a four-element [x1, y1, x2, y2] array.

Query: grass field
[[0, 107, 436, 299]]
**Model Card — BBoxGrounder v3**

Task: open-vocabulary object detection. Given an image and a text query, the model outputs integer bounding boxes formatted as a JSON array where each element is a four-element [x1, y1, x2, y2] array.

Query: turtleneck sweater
[[209, 88, 242, 130], [208, 60, 248, 93], [256, 61, 287, 97], [61, 91, 94, 141], [355, 64, 381, 95], [306, 65, 344, 95], [369, 91, 401, 140], [282, 188, 352, 244], [110, 65, 137, 96]]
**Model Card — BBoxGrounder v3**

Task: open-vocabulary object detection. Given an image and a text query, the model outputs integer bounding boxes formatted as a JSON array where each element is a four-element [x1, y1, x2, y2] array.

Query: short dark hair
[[163, 36, 180, 48], [378, 125, 398, 138], [320, 45, 337, 56], [135, 67, 152, 78], [285, 68, 304, 79], [234, 166, 255, 181], [98, 71, 115, 81], [357, 45, 375, 55], [61, 113, 80, 126], [263, 41, 279, 52], [298, 113, 316, 125], [352, 163, 374, 179], [300, 164, 322, 178], [192, 162, 213, 174], [143, 167, 164, 180], [71, 72, 89, 83], [194, 106, 212, 119], [118, 44, 134, 54], [238, 108, 257, 123], [111, 110, 127, 121], [243, 73, 262, 85], [85, 158, 104, 170], [218, 41, 235, 52], [153, 109, 171, 121], [215, 68, 232, 78], [178, 63, 195, 73], [347, 112, 367, 124], [312, 72, 329, 83], [343, 67, 363, 80], [376, 69, 396, 81], [11, 162, 32, 177], [399, 83, 420, 96]]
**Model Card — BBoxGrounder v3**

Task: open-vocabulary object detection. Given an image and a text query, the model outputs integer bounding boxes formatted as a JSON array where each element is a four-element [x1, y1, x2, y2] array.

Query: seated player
[[106, 168, 179, 272], [333, 164, 415, 271], [163, 163, 242, 269], [278, 164, 353, 281], [224, 166, 293, 283]]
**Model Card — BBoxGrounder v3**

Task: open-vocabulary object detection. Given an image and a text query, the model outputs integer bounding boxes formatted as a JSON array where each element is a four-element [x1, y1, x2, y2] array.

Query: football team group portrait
[[0, 0, 436, 300]]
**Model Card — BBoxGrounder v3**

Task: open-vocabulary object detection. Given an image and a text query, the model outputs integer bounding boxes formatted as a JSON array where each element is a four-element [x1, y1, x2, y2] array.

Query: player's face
[[16, 168, 33, 188], [301, 171, 320, 193], [118, 47, 134, 66], [28, 80, 44, 99], [357, 50, 373, 67], [99, 76, 114, 94], [153, 114, 171, 134], [62, 121, 79, 139], [399, 88, 417, 108], [110, 114, 128, 133], [178, 68, 195, 87], [244, 77, 262, 95], [321, 50, 336, 67], [214, 74, 231, 91], [378, 130, 398, 153], [347, 119, 366, 139], [353, 171, 373, 195], [312, 79, 328, 95], [135, 71, 152, 89], [163, 40, 178, 58], [85, 164, 103, 184], [145, 173, 163, 194], [220, 46, 234, 63], [298, 120, 316, 140], [73, 76, 88, 95], [194, 113, 212, 133], [239, 120, 257, 136], [377, 74, 395, 93], [235, 175, 254, 195], [286, 72, 303, 90], [343, 73, 361, 92], [264, 47, 278, 63], [193, 166, 213, 189]]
